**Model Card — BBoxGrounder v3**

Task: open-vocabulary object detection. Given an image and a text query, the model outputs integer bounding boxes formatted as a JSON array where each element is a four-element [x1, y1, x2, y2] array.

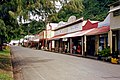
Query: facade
[[52, 16, 83, 54], [52, 16, 105, 56], [51, 15, 111, 57], [46, 23, 58, 51], [23, 35, 34, 47], [109, 1, 120, 54], [85, 26, 110, 56], [39, 30, 46, 50], [83, 16, 110, 56]]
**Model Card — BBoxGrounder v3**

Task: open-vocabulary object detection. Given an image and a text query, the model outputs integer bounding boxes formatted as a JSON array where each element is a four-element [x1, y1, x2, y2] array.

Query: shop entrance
[[112, 30, 120, 54], [62, 38, 69, 53], [72, 37, 82, 54], [87, 36, 95, 56]]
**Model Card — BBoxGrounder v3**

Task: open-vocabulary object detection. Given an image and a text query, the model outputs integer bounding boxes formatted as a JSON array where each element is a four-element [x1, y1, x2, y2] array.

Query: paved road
[[11, 46, 120, 80]]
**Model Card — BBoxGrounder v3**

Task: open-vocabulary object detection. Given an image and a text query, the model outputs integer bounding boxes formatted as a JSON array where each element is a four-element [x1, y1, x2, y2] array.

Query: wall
[[39, 30, 46, 39], [55, 22, 82, 36], [83, 20, 98, 30], [110, 6, 120, 30]]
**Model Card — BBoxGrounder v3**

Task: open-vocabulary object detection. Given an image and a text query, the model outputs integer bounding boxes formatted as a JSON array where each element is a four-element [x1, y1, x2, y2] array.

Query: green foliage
[[98, 47, 110, 57], [0, 47, 13, 80], [0, 0, 57, 44], [48, 0, 83, 22], [0, 19, 6, 36], [20, 20, 45, 36], [49, 0, 116, 22], [0, 74, 13, 80]]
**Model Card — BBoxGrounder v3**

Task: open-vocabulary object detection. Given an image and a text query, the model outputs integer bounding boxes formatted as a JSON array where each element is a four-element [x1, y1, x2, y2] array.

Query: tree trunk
[[0, 37, 3, 51], [0, 44, 2, 51]]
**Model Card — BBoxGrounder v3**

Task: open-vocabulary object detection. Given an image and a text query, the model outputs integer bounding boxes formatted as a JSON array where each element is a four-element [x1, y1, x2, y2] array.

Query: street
[[11, 46, 120, 80]]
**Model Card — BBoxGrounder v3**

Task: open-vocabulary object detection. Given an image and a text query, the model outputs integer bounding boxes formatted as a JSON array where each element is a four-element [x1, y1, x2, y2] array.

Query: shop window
[[99, 37, 104, 50], [113, 9, 120, 17]]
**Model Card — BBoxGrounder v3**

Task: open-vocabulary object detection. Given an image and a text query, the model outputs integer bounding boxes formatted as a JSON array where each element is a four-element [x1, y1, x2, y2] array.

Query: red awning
[[85, 26, 110, 36]]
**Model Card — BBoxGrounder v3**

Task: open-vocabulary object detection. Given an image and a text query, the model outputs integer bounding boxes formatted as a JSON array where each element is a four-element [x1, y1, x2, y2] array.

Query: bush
[[98, 47, 110, 57]]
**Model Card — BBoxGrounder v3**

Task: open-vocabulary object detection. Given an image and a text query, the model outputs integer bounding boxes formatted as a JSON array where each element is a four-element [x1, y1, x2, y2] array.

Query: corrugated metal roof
[[85, 26, 110, 36], [109, 6, 120, 12], [98, 14, 110, 27]]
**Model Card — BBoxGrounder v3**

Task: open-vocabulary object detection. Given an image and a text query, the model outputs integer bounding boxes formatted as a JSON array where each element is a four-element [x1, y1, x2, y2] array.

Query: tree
[[20, 20, 45, 36], [82, 0, 118, 21], [0, 0, 59, 46], [49, 0, 117, 22], [0, 19, 6, 50], [48, 0, 83, 22]]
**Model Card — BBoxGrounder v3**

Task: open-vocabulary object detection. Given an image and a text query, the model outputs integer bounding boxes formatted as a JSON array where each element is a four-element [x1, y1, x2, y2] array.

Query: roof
[[49, 23, 58, 30], [54, 17, 83, 30], [50, 34, 66, 40], [82, 20, 99, 27], [50, 26, 110, 40], [56, 21, 67, 30], [85, 26, 110, 36], [109, 6, 120, 12], [109, 0, 120, 6], [61, 29, 94, 38], [98, 14, 110, 27]]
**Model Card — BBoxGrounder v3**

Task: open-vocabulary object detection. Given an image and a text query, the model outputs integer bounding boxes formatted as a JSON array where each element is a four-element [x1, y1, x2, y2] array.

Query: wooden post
[[95, 36, 99, 55], [84, 35, 87, 56], [108, 30, 112, 53], [115, 34, 117, 51], [70, 38, 72, 54], [81, 37, 84, 56]]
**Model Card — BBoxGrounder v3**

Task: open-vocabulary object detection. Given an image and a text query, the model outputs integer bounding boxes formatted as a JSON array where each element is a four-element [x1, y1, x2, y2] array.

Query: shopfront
[[85, 26, 110, 56], [112, 30, 120, 54], [72, 37, 82, 54], [52, 16, 83, 54], [39, 30, 46, 50], [86, 36, 95, 56]]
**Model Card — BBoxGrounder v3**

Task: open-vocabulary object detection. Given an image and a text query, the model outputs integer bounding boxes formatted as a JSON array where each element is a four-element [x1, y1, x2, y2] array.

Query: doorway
[[87, 36, 95, 56]]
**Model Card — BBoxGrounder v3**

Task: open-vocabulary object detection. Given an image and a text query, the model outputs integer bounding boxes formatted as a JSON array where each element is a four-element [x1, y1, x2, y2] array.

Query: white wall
[[55, 22, 82, 36]]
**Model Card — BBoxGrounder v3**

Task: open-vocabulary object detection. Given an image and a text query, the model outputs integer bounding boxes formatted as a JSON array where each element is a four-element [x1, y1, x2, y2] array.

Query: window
[[113, 9, 120, 17]]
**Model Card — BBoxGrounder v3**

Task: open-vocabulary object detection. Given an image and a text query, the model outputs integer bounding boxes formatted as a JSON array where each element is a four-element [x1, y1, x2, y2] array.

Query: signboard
[[55, 22, 82, 36]]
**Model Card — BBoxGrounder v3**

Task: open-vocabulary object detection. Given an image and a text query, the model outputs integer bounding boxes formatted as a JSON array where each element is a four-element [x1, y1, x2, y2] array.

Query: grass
[[0, 46, 13, 80]]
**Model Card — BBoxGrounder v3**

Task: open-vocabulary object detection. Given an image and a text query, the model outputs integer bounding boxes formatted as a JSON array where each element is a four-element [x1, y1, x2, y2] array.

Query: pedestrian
[[72, 45, 76, 54], [65, 44, 67, 53]]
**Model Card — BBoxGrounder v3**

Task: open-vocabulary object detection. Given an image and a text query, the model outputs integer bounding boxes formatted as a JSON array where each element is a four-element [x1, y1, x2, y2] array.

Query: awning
[[85, 26, 110, 36], [51, 34, 66, 40], [62, 29, 94, 38], [109, 6, 120, 12]]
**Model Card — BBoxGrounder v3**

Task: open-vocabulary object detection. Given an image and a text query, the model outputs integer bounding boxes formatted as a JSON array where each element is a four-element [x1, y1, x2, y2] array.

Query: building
[[51, 16, 84, 54], [46, 23, 58, 51], [109, 0, 120, 54], [39, 30, 46, 50]]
